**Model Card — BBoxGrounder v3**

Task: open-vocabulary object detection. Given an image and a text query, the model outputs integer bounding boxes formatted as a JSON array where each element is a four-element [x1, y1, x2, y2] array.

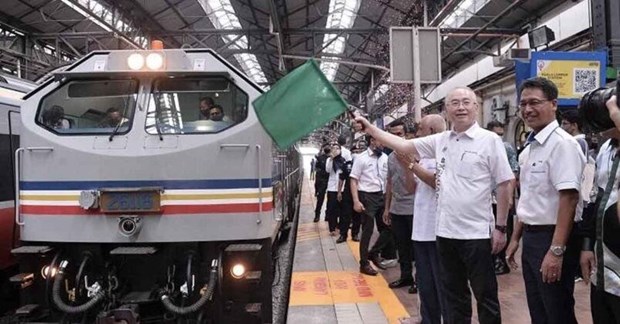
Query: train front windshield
[[36, 76, 249, 135], [37, 79, 138, 134], [146, 76, 248, 134]]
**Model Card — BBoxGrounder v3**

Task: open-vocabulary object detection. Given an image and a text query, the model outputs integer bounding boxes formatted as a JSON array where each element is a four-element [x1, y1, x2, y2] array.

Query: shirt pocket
[[456, 151, 485, 180], [527, 161, 547, 190]]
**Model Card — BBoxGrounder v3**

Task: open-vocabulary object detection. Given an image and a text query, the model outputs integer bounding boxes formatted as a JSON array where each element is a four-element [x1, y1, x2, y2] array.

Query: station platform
[[287, 175, 593, 324]]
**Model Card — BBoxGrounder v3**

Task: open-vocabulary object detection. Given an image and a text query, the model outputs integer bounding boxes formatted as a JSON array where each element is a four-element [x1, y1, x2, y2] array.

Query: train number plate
[[100, 189, 161, 213]]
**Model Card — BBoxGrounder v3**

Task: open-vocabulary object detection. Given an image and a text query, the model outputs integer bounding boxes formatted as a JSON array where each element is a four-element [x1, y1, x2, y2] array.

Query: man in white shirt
[[325, 142, 352, 235], [407, 114, 448, 323], [354, 87, 514, 323], [350, 135, 389, 276], [506, 77, 585, 324]]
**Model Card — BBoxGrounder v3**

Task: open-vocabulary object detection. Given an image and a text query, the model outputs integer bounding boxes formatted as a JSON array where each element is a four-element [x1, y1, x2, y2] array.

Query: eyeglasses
[[447, 100, 475, 108], [518, 99, 550, 109]]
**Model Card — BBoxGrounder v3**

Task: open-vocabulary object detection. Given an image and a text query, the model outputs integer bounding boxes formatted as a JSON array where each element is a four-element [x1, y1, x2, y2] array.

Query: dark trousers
[[338, 194, 354, 237], [326, 191, 341, 232], [368, 208, 397, 260], [414, 241, 446, 324], [436, 237, 501, 324], [591, 284, 620, 324], [392, 214, 414, 280], [314, 183, 327, 216], [351, 211, 361, 237], [358, 191, 384, 266], [521, 228, 580, 324]]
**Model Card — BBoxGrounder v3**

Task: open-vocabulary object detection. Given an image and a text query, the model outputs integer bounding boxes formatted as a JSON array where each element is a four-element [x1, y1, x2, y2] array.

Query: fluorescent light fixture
[[198, 0, 268, 85], [319, 0, 361, 81]]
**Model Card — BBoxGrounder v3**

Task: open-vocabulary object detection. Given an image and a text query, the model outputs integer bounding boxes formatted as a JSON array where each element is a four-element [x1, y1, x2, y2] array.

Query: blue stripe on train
[[20, 178, 273, 190]]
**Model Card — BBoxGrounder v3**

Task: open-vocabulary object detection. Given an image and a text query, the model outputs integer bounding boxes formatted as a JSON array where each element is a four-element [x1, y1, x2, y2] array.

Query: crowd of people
[[309, 77, 620, 324]]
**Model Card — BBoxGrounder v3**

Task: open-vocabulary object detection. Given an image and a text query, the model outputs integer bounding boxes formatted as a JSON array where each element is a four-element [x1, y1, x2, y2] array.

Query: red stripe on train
[[20, 203, 274, 215]]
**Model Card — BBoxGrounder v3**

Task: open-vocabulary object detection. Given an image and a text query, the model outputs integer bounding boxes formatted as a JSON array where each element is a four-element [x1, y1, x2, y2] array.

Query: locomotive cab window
[[37, 79, 138, 134], [146, 77, 248, 134]]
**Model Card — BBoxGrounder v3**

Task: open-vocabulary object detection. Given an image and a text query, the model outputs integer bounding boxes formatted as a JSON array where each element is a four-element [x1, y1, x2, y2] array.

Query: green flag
[[252, 59, 348, 149]]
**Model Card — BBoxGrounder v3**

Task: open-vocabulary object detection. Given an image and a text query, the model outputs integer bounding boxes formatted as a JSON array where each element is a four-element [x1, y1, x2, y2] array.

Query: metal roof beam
[[442, 0, 527, 60], [60, 0, 144, 49]]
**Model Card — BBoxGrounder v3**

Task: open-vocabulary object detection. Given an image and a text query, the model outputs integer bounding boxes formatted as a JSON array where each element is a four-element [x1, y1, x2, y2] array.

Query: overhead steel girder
[[60, 0, 144, 49], [441, 0, 528, 60]]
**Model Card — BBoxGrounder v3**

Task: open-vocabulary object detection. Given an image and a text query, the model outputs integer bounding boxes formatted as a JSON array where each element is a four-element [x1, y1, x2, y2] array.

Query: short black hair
[[337, 134, 347, 146], [106, 107, 120, 114], [200, 97, 215, 106], [561, 109, 582, 129], [518, 77, 558, 101], [388, 120, 405, 129], [486, 120, 504, 130], [209, 105, 223, 113]]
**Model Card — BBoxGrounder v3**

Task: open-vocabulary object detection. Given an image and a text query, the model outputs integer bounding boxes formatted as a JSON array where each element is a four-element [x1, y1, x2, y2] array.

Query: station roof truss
[[0, 0, 572, 114]]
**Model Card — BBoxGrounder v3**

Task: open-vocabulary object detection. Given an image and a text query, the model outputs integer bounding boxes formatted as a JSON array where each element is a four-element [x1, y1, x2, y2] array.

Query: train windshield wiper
[[108, 123, 122, 142]]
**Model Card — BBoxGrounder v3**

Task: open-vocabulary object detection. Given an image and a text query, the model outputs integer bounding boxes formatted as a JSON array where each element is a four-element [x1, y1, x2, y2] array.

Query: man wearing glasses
[[506, 77, 584, 324], [354, 87, 514, 323]]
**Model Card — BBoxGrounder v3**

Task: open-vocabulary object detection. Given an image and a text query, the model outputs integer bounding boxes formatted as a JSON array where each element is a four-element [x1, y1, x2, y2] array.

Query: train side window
[[37, 79, 138, 134], [146, 77, 248, 135]]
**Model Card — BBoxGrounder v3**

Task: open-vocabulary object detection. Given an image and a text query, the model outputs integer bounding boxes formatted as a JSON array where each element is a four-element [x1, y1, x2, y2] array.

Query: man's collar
[[527, 120, 559, 145], [450, 122, 480, 138]]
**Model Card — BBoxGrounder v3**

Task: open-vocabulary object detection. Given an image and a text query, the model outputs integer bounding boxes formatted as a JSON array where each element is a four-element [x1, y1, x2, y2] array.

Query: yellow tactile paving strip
[[296, 223, 321, 242], [290, 222, 409, 323]]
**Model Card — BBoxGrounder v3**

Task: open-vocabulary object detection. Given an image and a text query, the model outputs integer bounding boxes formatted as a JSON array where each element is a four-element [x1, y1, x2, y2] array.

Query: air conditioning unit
[[493, 48, 531, 67]]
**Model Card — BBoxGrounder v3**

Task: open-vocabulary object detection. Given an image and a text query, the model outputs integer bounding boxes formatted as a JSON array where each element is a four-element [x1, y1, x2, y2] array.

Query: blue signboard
[[515, 51, 606, 107]]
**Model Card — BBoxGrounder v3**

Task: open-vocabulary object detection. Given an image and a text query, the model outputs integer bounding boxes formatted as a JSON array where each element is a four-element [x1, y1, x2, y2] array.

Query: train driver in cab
[[99, 107, 128, 128], [42, 105, 70, 130], [199, 96, 215, 120], [207, 105, 233, 130]]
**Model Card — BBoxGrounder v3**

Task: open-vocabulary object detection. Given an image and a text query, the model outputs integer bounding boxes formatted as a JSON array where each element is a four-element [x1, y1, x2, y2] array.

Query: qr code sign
[[573, 68, 599, 94]]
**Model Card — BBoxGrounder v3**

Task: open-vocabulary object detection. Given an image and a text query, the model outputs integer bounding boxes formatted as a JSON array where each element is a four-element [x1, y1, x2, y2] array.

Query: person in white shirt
[[407, 114, 448, 324], [354, 86, 514, 323], [350, 135, 389, 276], [325, 142, 352, 235], [505, 77, 585, 324]]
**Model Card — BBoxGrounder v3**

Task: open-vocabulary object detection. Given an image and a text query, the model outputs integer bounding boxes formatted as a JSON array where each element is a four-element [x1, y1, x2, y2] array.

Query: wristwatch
[[494, 225, 507, 233], [549, 245, 566, 257]]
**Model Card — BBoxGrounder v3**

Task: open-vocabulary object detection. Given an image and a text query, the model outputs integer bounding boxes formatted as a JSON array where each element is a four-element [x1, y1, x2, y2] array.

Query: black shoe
[[408, 282, 418, 294], [336, 236, 347, 244], [313, 216, 319, 223], [352, 233, 360, 242], [389, 278, 414, 289], [369, 255, 386, 270], [360, 264, 378, 276], [495, 262, 510, 275]]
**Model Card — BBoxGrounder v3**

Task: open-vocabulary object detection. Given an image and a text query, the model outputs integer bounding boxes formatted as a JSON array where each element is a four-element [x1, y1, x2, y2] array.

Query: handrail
[[15, 147, 54, 226], [256, 145, 262, 220], [285, 168, 300, 181], [220, 143, 250, 148]]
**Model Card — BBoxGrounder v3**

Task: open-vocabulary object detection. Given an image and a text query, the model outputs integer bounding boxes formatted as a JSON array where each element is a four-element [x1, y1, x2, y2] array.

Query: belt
[[523, 224, 555, 232], [360, 191, 383, 195]]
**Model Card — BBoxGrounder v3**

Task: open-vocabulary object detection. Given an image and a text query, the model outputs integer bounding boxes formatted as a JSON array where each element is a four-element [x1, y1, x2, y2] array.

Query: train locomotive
[[8, 47, 301, 323]]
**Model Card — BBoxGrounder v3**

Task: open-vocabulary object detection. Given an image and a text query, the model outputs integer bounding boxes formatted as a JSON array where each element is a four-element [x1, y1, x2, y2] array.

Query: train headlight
[[127, 53, 144, 70], [146, 53, 164, 70], [231, 263, 246, 279], [41, 265, 58, 279]]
